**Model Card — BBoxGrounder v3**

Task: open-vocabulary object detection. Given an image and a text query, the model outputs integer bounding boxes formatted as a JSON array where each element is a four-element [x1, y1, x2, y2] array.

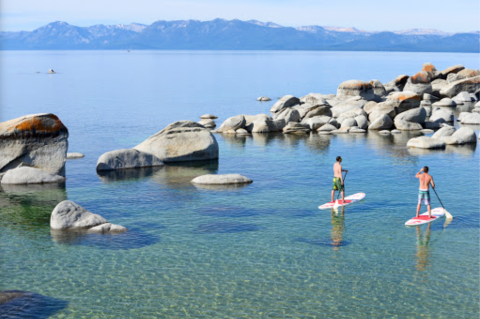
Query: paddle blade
[[333, 200, 339, 210], [444, 208, 453, 220]]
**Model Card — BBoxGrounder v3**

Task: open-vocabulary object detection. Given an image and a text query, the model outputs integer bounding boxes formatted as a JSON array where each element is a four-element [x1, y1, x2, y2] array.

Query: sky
[[1, 0, 479, 33]]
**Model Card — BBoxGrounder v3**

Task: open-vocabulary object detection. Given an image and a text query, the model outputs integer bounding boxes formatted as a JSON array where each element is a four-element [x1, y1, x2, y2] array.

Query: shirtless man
[[415, 166, 435, 218], [331, 156, 348, 202]]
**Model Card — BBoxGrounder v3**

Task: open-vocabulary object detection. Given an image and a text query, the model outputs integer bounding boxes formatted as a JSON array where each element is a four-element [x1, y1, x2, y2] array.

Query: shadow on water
[[0, 290, 68, 319], [96, 166, 163, 183], [150, 160, 219, 188], [0, 183, 67, 228], [50, 226, 160, 250], [193, 222, 262, 234]]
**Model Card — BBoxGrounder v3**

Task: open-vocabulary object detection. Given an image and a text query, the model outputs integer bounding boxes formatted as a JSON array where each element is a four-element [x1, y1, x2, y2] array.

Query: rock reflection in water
[[0, 183, 67, 227], [251, 132, 285, 147], [150, 160, 219, 188], [50, 226, 160, 250], [192, 183, 252, 192], [408, 143, 476, 157], [96, 166, 162, 182], [0, 290, 68, 319], [220, 134, 248, 148]]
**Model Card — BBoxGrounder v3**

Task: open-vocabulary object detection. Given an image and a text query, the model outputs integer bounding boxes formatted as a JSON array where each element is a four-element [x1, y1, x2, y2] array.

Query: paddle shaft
[[335, 171, 348, 201], [432, 187, 445, 209]]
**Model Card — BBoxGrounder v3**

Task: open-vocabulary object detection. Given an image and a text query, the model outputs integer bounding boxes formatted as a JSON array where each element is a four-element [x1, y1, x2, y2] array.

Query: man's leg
[[416, 203, 421, 217], [427, 204, 432, 218], [341, 190, 345, 201], [331, 190, 335, 202]]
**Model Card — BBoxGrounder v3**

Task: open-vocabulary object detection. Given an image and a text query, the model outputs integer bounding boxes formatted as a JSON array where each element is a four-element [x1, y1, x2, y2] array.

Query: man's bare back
[[333, 162, 343, 179]]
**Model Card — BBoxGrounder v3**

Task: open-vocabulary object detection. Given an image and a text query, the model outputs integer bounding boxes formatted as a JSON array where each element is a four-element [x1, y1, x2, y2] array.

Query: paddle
[[432, 187, 453, 220], [333, 171, 348, 210]]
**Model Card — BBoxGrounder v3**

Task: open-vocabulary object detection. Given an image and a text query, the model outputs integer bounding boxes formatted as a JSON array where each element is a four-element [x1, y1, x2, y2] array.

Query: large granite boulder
[[395, 107, 427, 124], [407, 136, 446, 149], [341, 118, 357, 128], [432, 126, 456, 139], [134, 121, 218, 162], [1, 166, 65, 184], [368, 102, 396, 122], [191, 174, 253, 185], [439, 76, 480, 98], [370, 79, 386, 101], [364, 101, 378, 114], [317, 123, 337, 132], [330, 98, 367, 118], [431, 79, 447, 96], [354, 115, 369, 129], [403, 71, 433, 96], [270, 95, 300, 114], [439, 65, 464, 79], [430, 109, 454, 123], [450, 127, 477, 144], [299, 93, 328, 106], [422, 63, 441, 80], [368, 114, 394, 130], [0, 113, 68, 176], [283, 122, 310, 134], [460, 112, 480, 124], [274, 108, 301, 123], [432, 98, 456, 107], [387, 92, 421, 113], [302, 116, 332, 131], [394, 119, 423, 131], [384, 74, 409, 93], [336, 80, 374, 100], [198, 119, 216, 128], [96, 149, 164, 171], [302, 105, 332, 119], [447, 69, 480, 83], [50, 200, 127, 232], [216, 115, 246, 133]]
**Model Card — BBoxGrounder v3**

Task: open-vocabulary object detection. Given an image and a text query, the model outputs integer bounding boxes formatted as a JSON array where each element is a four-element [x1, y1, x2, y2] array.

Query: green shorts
[[332, 177, 344, 191]]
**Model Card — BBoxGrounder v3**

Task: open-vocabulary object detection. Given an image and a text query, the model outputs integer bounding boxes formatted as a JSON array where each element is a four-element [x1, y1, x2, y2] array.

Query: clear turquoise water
[[0, 51, 479, 318]]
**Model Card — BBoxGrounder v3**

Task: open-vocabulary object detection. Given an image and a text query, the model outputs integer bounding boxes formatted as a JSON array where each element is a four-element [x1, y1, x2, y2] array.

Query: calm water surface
[[0, 51, 479, 318]]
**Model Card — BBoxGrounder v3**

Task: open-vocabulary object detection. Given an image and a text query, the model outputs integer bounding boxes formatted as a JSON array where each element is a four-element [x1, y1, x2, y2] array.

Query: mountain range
[[1, 19, 479, 52]]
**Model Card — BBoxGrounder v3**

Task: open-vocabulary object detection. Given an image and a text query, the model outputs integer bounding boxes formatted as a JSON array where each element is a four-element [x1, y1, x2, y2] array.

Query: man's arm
[[430, 177, 435, 189], [415, 168, 423, 178]]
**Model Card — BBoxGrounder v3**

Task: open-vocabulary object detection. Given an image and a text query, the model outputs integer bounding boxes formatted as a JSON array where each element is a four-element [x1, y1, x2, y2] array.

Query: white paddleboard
[[405, 207, 445, 226], [318, 193, 365, 210]]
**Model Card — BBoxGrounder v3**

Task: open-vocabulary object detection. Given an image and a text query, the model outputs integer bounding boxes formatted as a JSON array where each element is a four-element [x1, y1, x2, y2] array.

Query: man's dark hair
[[336, 156, 342, 162], [423, 166, 429, 173]]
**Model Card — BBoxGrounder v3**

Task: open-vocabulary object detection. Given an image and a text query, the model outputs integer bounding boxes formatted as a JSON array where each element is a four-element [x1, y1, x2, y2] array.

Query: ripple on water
[[193, 222, 262, 233]]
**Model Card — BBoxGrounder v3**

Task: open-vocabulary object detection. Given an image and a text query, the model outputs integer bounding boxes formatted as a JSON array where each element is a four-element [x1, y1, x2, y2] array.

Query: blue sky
[[1, 0, 479, 32]]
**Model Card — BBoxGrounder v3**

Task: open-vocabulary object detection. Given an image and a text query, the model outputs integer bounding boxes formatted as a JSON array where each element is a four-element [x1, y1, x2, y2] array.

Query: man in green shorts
[[331, 156, 348, 203]]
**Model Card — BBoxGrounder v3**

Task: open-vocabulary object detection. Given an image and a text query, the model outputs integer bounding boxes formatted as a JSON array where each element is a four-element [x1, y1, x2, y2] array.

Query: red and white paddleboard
[[405, 207, 445, 226], [318, 193, 366, 210]]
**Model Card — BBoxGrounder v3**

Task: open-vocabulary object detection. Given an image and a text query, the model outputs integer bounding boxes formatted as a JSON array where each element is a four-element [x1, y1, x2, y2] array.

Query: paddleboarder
[[415, 166, 435, 218], [331, 156, 348, 203]]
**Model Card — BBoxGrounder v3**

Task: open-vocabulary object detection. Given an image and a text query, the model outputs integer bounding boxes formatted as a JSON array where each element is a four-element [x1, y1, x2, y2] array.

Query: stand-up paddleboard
[[405, 207, 445, 226], [318, 193, 365, 210]]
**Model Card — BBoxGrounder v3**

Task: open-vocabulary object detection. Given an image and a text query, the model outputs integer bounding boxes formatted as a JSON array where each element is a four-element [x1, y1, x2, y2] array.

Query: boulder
[[431, 79, 447, 96], [368, 114, 393, 130], [460, 112, 480, 124], [330, 98, 367, 117], [439, 65, 464, 79], [447, 69, 480, 83], [0, 113, 68, 176], [299, 93, 328, 106], [341, 118, 357, 128], [274, 108, 301, 123], [387, 92, 421, 113], [134, 121, 219, 162], [96, 149, 164, 171], [302, 105, 332, 119], [1, 166, 65, 184], [423, 93, 439, 102], [349, 128, 366, 133], [191, 174, 253, 185], [257, 96, 271, 101], [420, 129, 434, 133], [200, 114, 218, 119], [251, 118, 278, 133], [283, 122, 310, 134], [50, 200, 127, 232], [317, 123, 337, 132], [432, 98, 456, 107], [354, 115, 368, 129], [430, 109, 454, 122], [422, 63, 441, 80], [394, 119, 423, 131], [407, 136, 446, 149], [302, 116, 332, 131], [370, 79, 386, 101], [368, 101, 396, 122], [439, 76, 480, 98], [450, 127, 477, 144], [363, 101, 378, 114], [216, 115, 246, 132], [384, 74, 409, 93], [199, 119, 216, 128], [67, 152, 85, 159], [432, 126, 456, 139], [336, 80, 374, 100], [270, 95, 300, 114], [395, 107, 427, 124], [236, 128, 250, 136], [452, 91, 474, 104], [403, 71, 433, 96]]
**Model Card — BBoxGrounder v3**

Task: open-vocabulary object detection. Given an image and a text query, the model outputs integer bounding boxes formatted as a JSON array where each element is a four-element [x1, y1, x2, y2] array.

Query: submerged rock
[[50, 200, 127, 232], [191, 174, 253, 185], [407, 136, 446, 149], [96, 149, 164, 171]]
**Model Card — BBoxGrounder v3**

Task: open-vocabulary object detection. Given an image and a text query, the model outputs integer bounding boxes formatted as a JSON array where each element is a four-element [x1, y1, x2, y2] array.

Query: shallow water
[[0, 51, 479, 318]]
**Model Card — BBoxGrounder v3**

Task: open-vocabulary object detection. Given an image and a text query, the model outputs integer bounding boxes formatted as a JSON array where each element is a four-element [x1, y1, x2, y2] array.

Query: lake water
[[0, 50, 479, 318]]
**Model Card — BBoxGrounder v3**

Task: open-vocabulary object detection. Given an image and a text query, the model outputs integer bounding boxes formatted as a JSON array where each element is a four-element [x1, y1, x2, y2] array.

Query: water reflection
[[415, 224, 432, 273], [251, 132, 285, 147], [97, 166, 163, 182], [330, 207, 346, 250], [192, 183, 252, 192], [0, 290, 68, 319], [150, 160, 219, 188], [0, 183, 67, 227], [220, 134, 249, 148], [50, 226, 160, 250], [408, 143, 476, 157]]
